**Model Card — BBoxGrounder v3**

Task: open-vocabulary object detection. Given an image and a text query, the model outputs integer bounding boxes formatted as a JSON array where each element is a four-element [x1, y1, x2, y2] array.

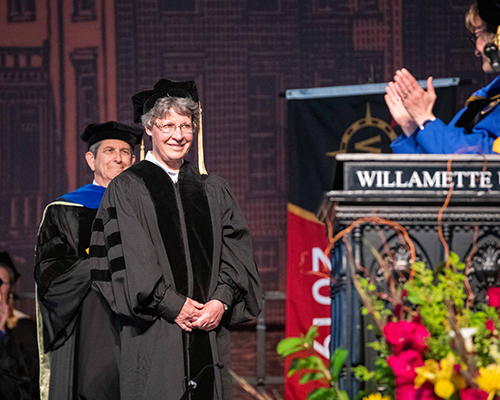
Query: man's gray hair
[[141, 96, 199, 130], [88, 141, 133, 156], [88, 141, 101, 157]]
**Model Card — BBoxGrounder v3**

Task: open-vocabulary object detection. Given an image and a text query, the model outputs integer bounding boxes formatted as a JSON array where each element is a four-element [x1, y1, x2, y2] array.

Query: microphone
[[484, 42, 500, 72], [179, 363, 224, 400]]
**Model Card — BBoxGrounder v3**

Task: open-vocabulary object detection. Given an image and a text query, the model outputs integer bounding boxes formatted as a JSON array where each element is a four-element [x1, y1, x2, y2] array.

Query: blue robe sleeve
[[391, 105, 500, 154]]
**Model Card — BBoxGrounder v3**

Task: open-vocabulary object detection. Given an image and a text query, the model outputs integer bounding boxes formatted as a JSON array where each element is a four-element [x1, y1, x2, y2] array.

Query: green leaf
[[299, 372, 325, 384], [368, 341, 382, 351], [305, 325, 319, 344], [368, 284, 376, 291], [411, 261, 426, 271], [288, 356, 324, 377], [277, 337, 304, 356], [338, 390, 349, 400], [448, 251, 459, 266], [307, 387, 336, 400], [329, 348, 348, 380], [406, 291, 423, 305], [351, 365, 375, 381], [361, 307, 369, 316]]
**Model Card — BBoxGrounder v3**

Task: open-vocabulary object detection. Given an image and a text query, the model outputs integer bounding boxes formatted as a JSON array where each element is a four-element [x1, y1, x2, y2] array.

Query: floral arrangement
[[352, 254, 500, 400], [277, 215, 500, 400]]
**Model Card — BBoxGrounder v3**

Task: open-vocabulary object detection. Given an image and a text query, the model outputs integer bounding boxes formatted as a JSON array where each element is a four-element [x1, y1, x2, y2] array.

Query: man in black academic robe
[[34, 122, 142, 400], [89, 79, 262, 400]]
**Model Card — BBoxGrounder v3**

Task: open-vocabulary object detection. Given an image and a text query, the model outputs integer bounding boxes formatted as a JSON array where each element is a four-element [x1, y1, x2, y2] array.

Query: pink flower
[[387, 350, 424, 386], [384, 321, 430, 355], [486, 319, 495, 332], [487, 287, 500, 308], [460, 388, 488, 400], [395, 382, 439, 400]]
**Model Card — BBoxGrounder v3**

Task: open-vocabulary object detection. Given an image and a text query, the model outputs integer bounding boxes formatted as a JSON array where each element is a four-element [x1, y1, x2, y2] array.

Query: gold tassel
[[198, 102, 208, 175], [140, 138, 145, 161]]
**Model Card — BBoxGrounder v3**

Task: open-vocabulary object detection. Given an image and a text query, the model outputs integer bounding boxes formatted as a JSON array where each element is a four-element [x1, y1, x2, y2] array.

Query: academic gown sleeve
[[391, 105, 500, 154], [35, 204, 92, 352], [208, 177, 263, 325], [90, 174, 186, 323]]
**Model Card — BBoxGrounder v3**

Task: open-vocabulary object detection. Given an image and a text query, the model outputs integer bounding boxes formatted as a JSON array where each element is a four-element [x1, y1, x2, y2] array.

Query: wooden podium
[[317, 154, 500, 396]]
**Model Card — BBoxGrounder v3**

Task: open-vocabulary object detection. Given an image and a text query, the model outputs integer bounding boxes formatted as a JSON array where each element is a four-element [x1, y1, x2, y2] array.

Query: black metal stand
[[179, 363, 223, 400]]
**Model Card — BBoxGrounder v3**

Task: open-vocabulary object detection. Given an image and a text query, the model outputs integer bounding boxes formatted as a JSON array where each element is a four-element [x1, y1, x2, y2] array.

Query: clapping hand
[[393, 69, 437, 127], [385, 69, 437, 136], [385, 81, 418, 137]]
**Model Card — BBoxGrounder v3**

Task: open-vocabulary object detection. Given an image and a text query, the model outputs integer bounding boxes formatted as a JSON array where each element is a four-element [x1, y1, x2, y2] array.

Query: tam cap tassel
[[198, 102, 207, 175]]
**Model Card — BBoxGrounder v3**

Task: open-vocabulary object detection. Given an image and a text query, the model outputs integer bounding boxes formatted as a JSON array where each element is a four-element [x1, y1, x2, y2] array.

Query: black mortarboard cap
[[478, 0, 500, 29], [132, 79, 199, 123], [0, 252, 20, 283], [80, 121, 143, 149]]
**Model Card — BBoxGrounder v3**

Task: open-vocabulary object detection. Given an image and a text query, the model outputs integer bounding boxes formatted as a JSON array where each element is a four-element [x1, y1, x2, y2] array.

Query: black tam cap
[[132, 79, 199, 123], [0, 252, 20, 283], [478, 0, 500, 29], [80, 121, 143, 149]]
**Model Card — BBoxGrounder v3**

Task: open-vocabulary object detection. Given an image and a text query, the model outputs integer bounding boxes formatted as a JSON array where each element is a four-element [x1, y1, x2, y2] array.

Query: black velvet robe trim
[[92, 218, 104, 232], [89, 245, 107, 257], [130, 161, 189, 296], [128, 160, 214, 399], [90, 269, 111, 282], [179, 164, 215, 400], [455, 98, 500, 133], [78, 208, 95, 255], [178, 165, 214, 304]]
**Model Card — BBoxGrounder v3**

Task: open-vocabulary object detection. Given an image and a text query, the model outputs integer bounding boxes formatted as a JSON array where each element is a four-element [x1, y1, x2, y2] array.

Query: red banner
[[286, 205, 331, 399]]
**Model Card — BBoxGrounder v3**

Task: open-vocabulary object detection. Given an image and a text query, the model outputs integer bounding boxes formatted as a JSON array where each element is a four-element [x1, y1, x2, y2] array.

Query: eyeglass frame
[[469, 29, 496, 46], [153, 121, 194, 134]]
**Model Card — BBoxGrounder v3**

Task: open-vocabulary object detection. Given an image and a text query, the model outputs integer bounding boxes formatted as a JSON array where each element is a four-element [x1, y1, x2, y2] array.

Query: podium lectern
[[317, 154, 500, 396]]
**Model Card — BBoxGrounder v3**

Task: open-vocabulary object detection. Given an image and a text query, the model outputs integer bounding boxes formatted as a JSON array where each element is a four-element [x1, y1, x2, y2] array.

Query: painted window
[[8, 0, 36, 22]]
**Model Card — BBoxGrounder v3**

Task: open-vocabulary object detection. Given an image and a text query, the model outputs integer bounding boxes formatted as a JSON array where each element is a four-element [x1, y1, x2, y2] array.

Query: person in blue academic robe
[[386, 1, 500, 155], [34, 122, 141, 400]]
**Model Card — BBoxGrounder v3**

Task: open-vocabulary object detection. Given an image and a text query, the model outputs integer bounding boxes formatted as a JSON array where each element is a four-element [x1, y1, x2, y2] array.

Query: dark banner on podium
[[285, 79, 459, 399]]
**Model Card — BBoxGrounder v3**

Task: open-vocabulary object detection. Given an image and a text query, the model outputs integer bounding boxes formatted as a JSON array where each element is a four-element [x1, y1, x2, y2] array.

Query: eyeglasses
[[469, 30, 492, 45], [154, 122, 193, 134]]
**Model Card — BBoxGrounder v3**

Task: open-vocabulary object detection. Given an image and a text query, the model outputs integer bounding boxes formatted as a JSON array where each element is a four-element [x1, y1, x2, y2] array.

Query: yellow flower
[[362, 394, 390, 400], [414, 354, 464, 398], [435, 379, 454, 399], [437, 353, 454, 381], [415, 359, 439, 388], [450, 373, 466, 391], [477, 364, 500, 400]]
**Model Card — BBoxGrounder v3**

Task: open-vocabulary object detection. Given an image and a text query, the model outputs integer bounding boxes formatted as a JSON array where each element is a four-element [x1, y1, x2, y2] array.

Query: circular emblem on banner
[[327, 103, 397, 155]]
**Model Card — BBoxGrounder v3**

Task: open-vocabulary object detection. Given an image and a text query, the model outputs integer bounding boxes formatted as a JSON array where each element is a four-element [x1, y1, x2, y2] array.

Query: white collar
[[145, 151, 182, 183]]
